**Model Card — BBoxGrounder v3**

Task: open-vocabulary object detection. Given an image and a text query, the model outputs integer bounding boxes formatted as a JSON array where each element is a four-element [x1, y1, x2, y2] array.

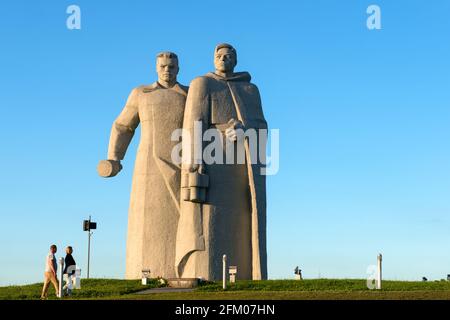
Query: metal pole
[[87, 215, 91, 279], [377, 253, 382, 290], [87, 232, 91, 279], [222, 255, 227, 290]]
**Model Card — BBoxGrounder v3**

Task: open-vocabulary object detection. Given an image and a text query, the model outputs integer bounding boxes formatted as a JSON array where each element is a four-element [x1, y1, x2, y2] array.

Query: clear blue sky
[[0, 0, 449, 286]]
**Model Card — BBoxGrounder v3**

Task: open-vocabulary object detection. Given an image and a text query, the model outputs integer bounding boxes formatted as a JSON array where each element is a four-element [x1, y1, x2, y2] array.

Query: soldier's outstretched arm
[[98, 88, 140, 177]]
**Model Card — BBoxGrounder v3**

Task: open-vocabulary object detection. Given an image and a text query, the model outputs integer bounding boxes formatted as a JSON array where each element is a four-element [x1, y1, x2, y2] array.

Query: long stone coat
[[107, 82, 188, 279], [175, 72, 268, 280]]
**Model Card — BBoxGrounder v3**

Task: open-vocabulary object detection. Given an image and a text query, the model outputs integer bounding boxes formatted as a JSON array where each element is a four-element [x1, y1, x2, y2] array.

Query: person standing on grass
[[63, 246, 76, 296], [41, 244, 59, 299]]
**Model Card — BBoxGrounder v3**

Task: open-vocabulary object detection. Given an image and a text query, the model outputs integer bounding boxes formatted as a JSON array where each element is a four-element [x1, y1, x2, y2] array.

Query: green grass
[[1, 278, 450, 300], [122, 290, 450, 300], [0, 279, 163, 300], [198, 279, 450, 292]]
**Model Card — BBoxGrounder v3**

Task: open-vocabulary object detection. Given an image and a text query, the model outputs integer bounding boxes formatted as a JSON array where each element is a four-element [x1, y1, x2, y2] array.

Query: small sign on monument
[[142, 269, 151, 285], [229, 266, 237, 283]]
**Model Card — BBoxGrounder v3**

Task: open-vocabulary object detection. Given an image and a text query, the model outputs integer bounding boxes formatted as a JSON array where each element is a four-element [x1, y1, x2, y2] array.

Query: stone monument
[[98, 52, 188, 279], [98, 44, 268, 282], [175, 43, 268, 280]]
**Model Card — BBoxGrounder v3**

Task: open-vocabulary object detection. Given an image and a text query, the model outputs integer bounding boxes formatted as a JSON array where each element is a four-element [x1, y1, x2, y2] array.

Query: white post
[[74, 269, 81, 289], [222, 254, 227, 290], [58, 258, 64, 298], [377, 253, 382, 290]]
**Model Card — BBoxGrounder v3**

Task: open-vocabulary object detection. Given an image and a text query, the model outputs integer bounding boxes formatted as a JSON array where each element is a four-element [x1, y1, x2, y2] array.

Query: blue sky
[[0, 0, 449, 285]]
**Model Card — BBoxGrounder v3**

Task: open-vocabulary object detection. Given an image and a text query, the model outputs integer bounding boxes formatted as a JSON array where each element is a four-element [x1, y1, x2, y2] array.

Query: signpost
[[83, 215, 97, 279]]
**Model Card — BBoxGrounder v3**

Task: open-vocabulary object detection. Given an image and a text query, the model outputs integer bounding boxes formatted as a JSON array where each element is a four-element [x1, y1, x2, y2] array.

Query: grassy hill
[[0, 278, 162, 300], [1, 278, 450, 300]]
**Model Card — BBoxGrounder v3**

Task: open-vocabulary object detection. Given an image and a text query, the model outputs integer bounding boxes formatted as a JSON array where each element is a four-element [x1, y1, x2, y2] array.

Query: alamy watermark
[[170, 121, 280, 176], [66, 5, 81, 30], [367, 4, 382, 30]]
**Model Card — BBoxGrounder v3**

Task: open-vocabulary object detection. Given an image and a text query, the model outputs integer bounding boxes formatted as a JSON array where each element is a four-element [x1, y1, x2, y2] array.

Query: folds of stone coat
[[108, 82, 188, 279], [175, 72, 268, 280]]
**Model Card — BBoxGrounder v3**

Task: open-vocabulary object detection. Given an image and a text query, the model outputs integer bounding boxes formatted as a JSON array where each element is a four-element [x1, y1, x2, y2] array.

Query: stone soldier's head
[[214, 43, 237, 76], [156, 51, 179, 88]]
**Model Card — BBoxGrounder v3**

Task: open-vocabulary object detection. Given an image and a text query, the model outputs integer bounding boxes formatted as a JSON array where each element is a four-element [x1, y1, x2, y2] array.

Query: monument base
[[167, 278, 200, 288]]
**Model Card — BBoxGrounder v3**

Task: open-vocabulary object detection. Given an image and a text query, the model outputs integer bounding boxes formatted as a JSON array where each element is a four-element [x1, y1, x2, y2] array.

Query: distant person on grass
[[41, 244, 59, 299], [63, 246, 76, 296]]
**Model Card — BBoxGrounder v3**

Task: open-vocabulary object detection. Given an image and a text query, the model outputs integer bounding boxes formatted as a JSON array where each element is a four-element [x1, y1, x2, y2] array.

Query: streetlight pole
[[87, 216, 91, 279], [83, 215, 97, 279]]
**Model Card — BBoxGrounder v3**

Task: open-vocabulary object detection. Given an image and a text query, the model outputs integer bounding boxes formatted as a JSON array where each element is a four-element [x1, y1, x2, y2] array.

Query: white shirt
[[45, 252, 57, 273]]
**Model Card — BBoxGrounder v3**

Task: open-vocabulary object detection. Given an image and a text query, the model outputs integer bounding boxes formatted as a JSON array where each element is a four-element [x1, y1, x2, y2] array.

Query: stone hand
[[97, 159, 123, 177], [225, 118, 244, 142], [191, 163, 205, 175]]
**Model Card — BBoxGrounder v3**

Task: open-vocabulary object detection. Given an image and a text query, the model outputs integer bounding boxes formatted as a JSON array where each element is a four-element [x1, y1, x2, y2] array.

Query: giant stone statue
[[98, 45, 268, 282], [175, 43, 268, 280], [98, 52, 188, 279]]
